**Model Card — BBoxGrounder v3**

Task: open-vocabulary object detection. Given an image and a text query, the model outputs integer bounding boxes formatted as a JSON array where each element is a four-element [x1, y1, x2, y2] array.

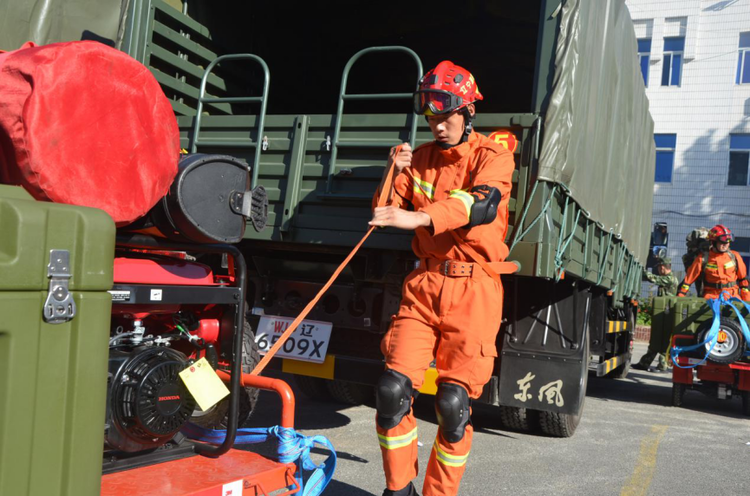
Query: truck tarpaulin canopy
[[0, 41, 179, 225], [538, 0, 655, 263], [0, 0, 127, 51]]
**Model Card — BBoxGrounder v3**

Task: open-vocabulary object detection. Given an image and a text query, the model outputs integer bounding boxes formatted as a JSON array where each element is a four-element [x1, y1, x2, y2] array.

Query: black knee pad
[[435, 382, 471, 443], [376, 369, 413, 430]]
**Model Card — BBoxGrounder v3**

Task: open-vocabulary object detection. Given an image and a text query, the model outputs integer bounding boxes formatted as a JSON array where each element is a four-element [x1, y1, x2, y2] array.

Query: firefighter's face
[[716, 240, 730, 252], [427, 104, 475, 145]]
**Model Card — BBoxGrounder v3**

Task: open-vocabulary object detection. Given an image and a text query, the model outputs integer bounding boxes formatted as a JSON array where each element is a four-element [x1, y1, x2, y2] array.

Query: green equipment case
[[0, 185, 115, 496]]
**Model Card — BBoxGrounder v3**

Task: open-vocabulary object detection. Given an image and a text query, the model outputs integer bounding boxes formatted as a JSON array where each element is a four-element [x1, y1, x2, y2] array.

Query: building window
[[661, 37, 685, 86], [737, 32, 750, 84], [728, 134, 750, 186], [638, 38, 651, 85], [654, 134, 676, 183]]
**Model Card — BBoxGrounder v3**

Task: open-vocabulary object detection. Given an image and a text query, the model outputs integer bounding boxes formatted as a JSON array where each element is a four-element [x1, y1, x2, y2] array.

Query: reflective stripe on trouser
[[378, 266, 503, 496]]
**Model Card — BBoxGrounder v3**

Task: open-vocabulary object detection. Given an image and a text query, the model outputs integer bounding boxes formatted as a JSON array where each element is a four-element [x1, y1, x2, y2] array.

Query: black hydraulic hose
[[115, 234, 246, 458]]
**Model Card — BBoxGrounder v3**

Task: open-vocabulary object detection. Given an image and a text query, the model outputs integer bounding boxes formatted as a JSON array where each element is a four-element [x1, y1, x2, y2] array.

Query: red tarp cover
[[0, 41, 179, 225]]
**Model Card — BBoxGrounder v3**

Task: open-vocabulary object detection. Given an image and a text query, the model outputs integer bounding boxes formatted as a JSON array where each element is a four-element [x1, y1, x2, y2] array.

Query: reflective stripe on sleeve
[[378, 427, 418, 450], [413, 178, 435, 200], [432, 440, 470, 467], [449, 189, 474, 220]]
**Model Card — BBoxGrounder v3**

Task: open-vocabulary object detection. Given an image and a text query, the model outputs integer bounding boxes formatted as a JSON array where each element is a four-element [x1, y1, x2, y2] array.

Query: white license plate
[[255, 315, 332, 363]]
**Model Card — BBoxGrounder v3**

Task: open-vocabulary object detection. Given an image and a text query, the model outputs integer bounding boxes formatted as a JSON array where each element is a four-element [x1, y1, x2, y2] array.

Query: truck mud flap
[[499, 351, 586, 415]]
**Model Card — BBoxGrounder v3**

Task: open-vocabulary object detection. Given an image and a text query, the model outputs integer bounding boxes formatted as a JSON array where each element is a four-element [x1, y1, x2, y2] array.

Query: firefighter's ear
[[466, 103, 476, 118]]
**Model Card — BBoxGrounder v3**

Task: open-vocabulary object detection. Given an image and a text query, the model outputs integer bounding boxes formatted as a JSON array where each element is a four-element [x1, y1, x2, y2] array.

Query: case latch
[[43, 249, 76, 324]]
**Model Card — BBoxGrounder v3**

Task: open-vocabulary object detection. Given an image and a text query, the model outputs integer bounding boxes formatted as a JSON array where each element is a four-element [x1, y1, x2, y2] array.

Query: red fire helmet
[[709, 224, 734, 243], [487, 129, 519, 153], [413, 61, 483, 116]]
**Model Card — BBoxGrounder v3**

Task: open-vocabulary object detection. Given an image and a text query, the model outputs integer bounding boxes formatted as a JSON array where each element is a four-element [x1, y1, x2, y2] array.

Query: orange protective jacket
[[380, 132, 515, 262], [678, 249, 750, 300]]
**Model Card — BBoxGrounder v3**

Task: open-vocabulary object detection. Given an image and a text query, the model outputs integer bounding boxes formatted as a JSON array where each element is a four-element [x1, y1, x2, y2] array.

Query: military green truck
[[1, 0, 655, 437]]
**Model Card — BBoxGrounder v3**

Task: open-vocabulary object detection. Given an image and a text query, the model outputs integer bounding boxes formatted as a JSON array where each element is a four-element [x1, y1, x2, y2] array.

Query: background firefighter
[[633, 257, 678, 372], [676, 224, 750, 301], [369, 61, 515, 496]]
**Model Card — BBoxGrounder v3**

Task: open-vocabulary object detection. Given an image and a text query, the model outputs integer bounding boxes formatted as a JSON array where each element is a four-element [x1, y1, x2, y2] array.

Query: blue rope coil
[[182, 423, 337, 496]]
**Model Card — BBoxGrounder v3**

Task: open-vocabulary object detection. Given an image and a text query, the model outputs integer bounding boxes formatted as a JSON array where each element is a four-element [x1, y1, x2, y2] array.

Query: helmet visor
[[413, 90, 463, 116]]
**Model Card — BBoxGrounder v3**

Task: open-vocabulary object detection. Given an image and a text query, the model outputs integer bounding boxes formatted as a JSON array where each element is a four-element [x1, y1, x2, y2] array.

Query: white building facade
[[624, 0, 750, 286]]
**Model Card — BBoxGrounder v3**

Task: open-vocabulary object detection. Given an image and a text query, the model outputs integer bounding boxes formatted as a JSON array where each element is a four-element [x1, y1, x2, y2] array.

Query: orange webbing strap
[[251, 153, 398, 375]]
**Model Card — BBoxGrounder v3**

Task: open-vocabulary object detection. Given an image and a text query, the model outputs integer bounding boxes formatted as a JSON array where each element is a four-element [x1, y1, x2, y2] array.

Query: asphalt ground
[[244, 342, 750, 495]]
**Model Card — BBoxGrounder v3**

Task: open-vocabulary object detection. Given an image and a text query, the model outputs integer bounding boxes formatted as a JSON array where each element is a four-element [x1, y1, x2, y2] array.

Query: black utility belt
[[703, 281, 738, 289]]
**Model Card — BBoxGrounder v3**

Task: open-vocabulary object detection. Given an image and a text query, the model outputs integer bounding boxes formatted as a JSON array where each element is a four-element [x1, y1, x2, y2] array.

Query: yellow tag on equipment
[[178, 357, 230, 411]]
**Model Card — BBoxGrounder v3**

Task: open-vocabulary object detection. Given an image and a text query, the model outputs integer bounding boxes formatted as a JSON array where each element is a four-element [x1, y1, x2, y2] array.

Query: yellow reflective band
[[433, 440, 469, 467], [724, 261, 736, 269], [449, 189, 474, 220], [680, 284, 690, 291], [413, 178, 435, 200], [378, 428, 418, 450], [706, 263, 718, 270]]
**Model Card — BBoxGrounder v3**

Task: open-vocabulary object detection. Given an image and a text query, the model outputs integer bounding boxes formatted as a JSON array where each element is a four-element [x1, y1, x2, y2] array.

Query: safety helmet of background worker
[[708, 224, 734, 244], [413, 60, 483, 146]]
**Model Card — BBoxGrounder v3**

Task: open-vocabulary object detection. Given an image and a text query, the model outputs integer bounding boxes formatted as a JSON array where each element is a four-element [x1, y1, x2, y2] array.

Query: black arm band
[[465, 184, 501, 228]]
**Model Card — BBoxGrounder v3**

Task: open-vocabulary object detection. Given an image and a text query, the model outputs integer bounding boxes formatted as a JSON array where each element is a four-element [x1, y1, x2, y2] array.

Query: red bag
[[0, 41, 179, 225]]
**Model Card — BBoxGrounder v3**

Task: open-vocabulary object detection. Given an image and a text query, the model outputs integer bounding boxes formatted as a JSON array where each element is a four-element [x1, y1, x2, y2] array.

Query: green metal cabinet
[[0, 185, 115, 496]]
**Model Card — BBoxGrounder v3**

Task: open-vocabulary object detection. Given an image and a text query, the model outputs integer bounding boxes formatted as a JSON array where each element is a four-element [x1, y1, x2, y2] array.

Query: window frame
[[637, 38, 651, 86], [736, 32, 750, 85], [728, 134, 750, 186], [654, 134, 677, 184], [661, 37, 685, 87]]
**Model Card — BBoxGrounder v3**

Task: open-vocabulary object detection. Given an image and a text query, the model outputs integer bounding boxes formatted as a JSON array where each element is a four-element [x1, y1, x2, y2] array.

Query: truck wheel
[[499, 406, 538, 432], [539, 335, 589, 438], [293, 374, 333, 400], [191, 320, 260, 428], [696, 318, 744, 365], [672, 383, 686, 407], [741, 391, 750, 416], [326, 379, 374, 406]]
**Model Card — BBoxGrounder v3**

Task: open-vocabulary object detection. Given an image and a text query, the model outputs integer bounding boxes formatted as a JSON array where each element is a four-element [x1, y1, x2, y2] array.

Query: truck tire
[[293, 374, 333, 400], [696, 318, 744, 365], [672, 383, 686, 407], [499, 406, 538, 432], [191, 320, 260, 428], [326, 379, 374, 406], [539, 335, 589, 438], [741, 391, 750, 416]]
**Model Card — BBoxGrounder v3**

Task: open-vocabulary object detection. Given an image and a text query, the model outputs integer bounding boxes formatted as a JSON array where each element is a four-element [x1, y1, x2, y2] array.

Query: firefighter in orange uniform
[[676, 224, 750, 301], [369, 61, 515, 496]]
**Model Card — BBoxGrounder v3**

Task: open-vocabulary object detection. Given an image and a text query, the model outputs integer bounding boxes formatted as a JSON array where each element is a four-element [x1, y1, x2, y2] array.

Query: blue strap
[[670, 292, 750, 368], [182, 423, 336, 496]]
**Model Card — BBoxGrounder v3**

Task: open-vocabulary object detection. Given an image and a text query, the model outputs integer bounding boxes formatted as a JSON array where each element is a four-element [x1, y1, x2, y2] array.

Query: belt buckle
[[443, 261, 450, 276]]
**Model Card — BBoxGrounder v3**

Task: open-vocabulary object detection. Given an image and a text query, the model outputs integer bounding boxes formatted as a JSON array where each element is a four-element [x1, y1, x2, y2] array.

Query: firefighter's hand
[[369, 206, 431, 231], [388, 143, 412, 175], [742, 289, 750, 302]]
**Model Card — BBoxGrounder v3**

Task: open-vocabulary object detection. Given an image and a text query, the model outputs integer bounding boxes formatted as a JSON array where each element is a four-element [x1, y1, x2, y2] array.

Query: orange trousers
[[377, 262, 503, 496]]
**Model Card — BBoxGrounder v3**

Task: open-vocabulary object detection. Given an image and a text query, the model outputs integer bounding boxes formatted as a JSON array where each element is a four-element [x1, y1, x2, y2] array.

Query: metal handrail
[[324, 46, 423, 195], [190, 54, 270, 189]]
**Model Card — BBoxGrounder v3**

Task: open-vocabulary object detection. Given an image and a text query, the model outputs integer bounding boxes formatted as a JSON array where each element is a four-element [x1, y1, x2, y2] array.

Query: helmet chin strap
[[434, 107, 474, 150]]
